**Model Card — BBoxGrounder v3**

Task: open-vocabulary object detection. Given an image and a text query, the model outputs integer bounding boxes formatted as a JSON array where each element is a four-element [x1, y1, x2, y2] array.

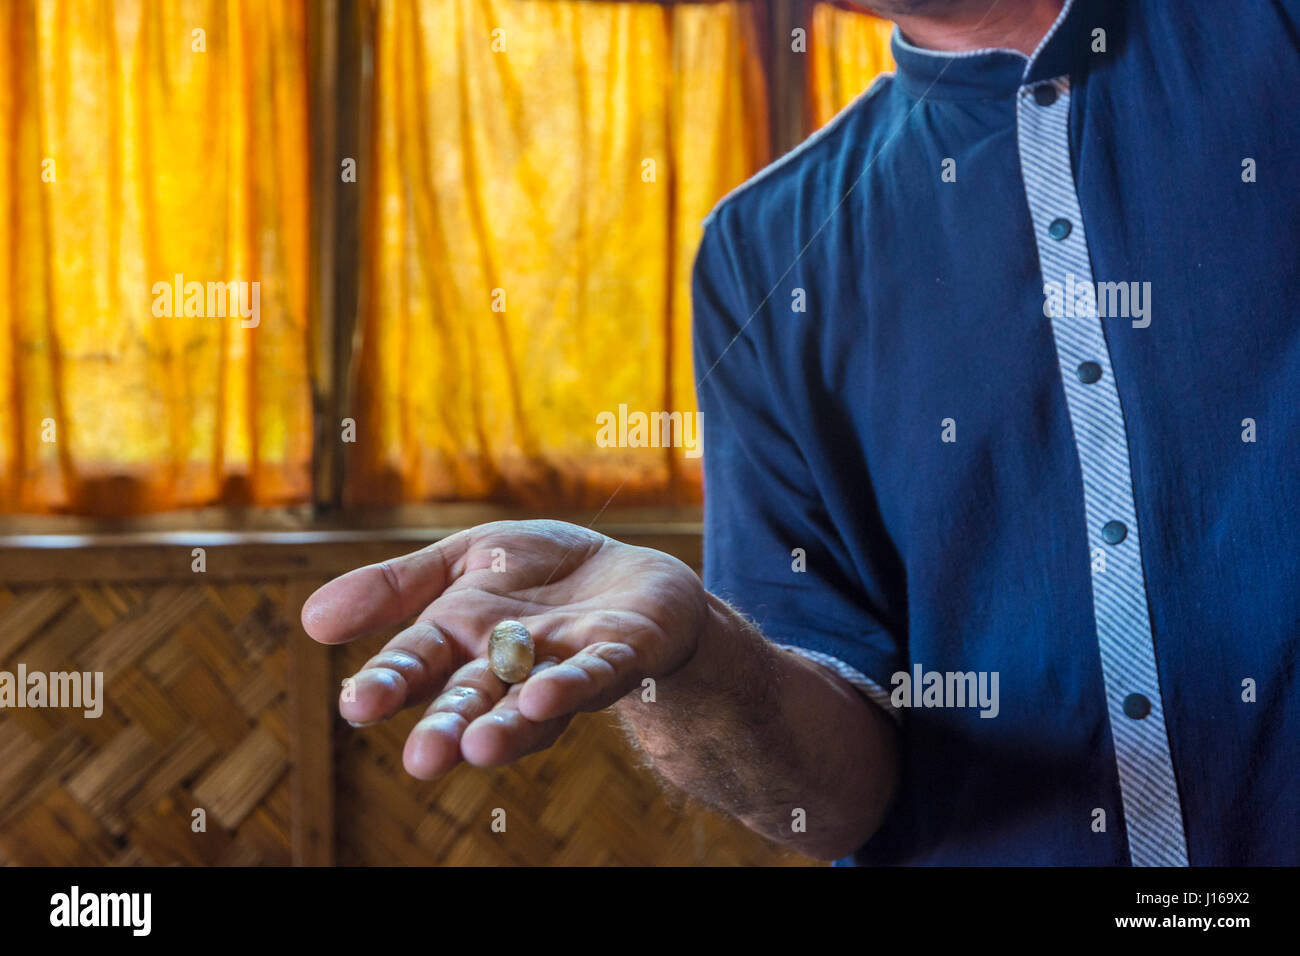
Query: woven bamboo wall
[[0, 535, 817, 866], [0, 580, 296, 865]]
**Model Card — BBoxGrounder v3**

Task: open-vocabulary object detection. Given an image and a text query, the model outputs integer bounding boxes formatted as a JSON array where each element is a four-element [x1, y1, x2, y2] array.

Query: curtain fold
[[347, 0, 769, 509], [0, 0, 312, 515]]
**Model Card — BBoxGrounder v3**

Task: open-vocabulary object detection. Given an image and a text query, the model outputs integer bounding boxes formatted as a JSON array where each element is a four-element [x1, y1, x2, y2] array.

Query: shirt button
[[1033, 84, 1058, 106], [1049, 218, 1072, 240], [1123, 693, 1151, 719], [1102, 520, 1128, 545], [1076, 361, 1102, 384]]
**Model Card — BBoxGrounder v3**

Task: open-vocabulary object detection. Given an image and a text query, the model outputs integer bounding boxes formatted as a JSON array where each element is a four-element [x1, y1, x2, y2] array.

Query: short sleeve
[[691, 211, 903, 717]]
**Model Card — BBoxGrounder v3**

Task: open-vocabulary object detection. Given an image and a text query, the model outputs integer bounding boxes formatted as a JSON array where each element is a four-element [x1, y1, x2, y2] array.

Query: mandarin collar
[[890, 0, 1100, 101]]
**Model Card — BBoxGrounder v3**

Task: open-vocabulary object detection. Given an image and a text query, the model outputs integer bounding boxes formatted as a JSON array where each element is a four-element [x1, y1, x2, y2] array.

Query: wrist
[[613, 591, 765, 722], [668, 590, 749, 683]]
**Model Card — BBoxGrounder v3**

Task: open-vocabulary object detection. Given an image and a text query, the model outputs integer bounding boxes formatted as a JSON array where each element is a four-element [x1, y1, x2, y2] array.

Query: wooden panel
[[0, 533, 817, 867], [0, 579, 298, 865]]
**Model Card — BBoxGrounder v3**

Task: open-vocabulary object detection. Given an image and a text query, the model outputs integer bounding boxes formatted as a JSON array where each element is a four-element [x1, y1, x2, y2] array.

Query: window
[[0, 0, 891, 518]]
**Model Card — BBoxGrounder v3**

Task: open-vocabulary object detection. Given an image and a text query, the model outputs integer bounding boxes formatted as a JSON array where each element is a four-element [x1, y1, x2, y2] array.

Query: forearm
[[613, 591, 900, 860]]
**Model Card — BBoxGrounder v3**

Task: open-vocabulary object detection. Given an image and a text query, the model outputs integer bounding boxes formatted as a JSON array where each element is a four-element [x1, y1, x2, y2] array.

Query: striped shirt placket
[[1016, 76, 1190, 866]]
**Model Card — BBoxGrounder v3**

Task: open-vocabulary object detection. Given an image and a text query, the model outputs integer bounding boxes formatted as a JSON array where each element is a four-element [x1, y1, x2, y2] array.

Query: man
[[302, 0, 1300, 865]]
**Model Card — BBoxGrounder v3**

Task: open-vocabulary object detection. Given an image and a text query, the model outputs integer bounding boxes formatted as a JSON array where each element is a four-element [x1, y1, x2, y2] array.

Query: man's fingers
[[402, 658, 507, 779], [301, 531, 472, 644], [403, 658, 574, 777], [515, 641, 642, 722], [338, 608, 566, 730], [461, 663, 573, 768], [340, 621, 460, 726]]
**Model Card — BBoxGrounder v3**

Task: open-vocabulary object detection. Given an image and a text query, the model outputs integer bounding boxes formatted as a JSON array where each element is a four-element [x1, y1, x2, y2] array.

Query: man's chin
[[854, 0, 979, 15]]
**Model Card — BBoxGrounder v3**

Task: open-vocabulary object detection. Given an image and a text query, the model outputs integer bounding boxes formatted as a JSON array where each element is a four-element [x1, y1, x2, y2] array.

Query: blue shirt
[[693, 0, 1300, 865]]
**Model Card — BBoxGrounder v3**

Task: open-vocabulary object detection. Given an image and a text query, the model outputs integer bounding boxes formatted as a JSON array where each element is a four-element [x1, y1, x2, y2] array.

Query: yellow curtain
[[349, 0, 769, 510], [0, 0, 312, 516], [807, 3, 894, 131]]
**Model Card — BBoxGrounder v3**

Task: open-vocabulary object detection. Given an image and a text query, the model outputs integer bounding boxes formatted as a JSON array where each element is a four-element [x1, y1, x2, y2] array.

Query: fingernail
[[346, 711, 397, 728], [422, 712, 463, 734]]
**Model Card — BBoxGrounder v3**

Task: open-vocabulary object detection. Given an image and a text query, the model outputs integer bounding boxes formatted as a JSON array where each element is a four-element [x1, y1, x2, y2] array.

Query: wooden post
[[309, 0, 341, 512], [309, 0, 369, 514], [767, 0, 808, 157], [287, 578, 336, 866]]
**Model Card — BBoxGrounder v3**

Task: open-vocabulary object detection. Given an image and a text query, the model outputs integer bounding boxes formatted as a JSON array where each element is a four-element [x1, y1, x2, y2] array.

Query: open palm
[[301, 519, 706, 778]]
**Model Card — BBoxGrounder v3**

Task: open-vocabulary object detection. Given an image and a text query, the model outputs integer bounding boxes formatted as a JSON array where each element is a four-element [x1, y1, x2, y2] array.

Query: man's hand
[[301, 519, 707, 779], [304, 517, 899, 858]]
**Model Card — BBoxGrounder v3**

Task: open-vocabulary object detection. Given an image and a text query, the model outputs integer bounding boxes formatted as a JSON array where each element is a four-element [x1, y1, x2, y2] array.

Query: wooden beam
[[0, 524, 703, 583], [0, 502, 702, 536]]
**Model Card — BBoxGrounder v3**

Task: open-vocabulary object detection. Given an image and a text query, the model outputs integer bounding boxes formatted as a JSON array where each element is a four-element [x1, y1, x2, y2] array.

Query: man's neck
[[868, 0, 1065, 57]]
